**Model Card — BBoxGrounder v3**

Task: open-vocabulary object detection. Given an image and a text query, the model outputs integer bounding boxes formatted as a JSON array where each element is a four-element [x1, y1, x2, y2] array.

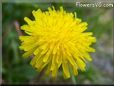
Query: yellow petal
[[77, 58, 86, 71], [62, 59, 70, 79]]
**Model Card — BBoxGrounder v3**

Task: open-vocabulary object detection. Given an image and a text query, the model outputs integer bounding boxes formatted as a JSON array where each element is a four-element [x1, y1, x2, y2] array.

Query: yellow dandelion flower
[[19, 6, 96, 79]]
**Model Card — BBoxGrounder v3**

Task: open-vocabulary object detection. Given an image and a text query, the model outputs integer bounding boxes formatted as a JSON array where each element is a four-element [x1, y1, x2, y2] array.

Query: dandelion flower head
[[19, 6, 96, 79]]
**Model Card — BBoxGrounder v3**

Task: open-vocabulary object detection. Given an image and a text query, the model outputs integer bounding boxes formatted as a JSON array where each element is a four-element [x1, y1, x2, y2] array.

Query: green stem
[[69, 66, 76, 84], [71, 73, 76, 84]]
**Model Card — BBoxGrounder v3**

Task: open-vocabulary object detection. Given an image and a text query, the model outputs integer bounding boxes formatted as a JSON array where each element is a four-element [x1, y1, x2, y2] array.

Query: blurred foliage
[[2, 3, 113, 84]]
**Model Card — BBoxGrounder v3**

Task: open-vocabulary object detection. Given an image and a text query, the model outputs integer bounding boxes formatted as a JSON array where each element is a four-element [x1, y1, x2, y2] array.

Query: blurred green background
[[2, 2, 114, 84]]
